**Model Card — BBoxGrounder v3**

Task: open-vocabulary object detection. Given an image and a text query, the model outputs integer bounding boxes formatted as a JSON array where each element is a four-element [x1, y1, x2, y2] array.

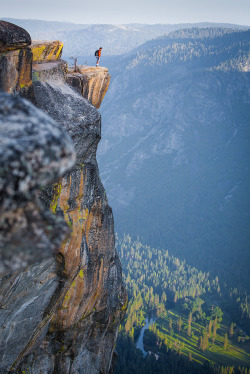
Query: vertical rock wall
[[66, 66, 111, 109], [0, 21, 127, 373], [0, 21, 33, 99]]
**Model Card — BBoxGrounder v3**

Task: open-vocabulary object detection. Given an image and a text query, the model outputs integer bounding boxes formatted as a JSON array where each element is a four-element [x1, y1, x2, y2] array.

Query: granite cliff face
[[0, 92, 76, 275], [66, 66, 111, 109], [0, 20, 34, 100], [0, 21, 126, 373]]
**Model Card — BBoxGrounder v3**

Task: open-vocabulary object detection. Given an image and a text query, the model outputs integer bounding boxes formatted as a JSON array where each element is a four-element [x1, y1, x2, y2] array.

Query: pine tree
[[202, 330, 209, 351], [174, 292, 178, 303], [208, 319, 212, 338], [169, 317, 172, 331], [129, 327, 134, 339], [187, 312, 192, 337], [229, 322, 234, 338], [198, 335, 203, 350], [177, 317, 182, 332], [155, 293, 160, 305], [188, 351, 192, 362], [161, 291, 167, 303], [224, 332, 229, 350], [213, 316, 218, 344]]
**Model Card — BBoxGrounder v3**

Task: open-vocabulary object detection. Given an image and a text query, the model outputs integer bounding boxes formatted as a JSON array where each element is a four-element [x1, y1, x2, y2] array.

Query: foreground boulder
[[0, 20, 31, 52], [0, 92, 76, 274]]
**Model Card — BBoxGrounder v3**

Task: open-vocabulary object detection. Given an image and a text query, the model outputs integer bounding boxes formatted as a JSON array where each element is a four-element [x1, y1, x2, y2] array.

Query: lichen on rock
[[0, 92, 76, 275], [30, 55, 127, 374], [31, 40, 63, 63], [0, 21, 127, 374], [0, 21, 34, 99], [66, 66, 111, 109]]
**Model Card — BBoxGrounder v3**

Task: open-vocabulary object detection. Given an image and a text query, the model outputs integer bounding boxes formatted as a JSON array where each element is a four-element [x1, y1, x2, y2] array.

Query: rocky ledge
[[0, 21, 33, 99], [66, 66, 111, 109], [0, 21, 126, 373], [31, 40, 63, 63]]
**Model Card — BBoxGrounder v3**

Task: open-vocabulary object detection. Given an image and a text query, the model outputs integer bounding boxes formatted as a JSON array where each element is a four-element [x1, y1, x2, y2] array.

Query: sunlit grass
[[150, 305, 250, 366]]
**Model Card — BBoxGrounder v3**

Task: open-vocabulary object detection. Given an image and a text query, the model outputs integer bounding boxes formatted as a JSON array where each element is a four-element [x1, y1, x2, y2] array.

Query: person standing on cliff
[[95, 47, 102, 67]]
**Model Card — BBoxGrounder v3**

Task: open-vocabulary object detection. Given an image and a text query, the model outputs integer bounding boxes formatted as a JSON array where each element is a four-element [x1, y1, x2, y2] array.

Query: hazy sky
[[1, 0, 250, 25]]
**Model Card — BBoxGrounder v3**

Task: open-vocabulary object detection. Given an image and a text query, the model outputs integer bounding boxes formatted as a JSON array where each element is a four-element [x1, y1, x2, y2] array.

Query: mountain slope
[[97, 28, 250, 290], [2, 18, 247, 58]]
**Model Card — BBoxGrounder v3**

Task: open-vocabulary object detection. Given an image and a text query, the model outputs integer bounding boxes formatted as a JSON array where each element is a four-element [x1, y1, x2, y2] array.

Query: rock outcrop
[[33, 60, 68, 82], [31, 40, 63, 63], [0, 21, 126, 373], [0, 92, 76, 275], [66, 66, 111, 109], [0, 21, 33, 99], [0, 20, 31, 52]]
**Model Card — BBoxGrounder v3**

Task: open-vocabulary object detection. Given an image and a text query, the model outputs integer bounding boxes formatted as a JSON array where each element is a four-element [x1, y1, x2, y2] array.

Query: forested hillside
[[3, 20, 248, 371], [115, 234, 250, 373], [2, 18, 247, 59], [98, 27, 250, 291]]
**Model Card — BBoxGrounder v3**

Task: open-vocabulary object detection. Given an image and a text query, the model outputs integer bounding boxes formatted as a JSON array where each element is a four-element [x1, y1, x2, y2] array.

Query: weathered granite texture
[[66, 66, 111, 109], [28, 58, 126, 374], [0, 21, 33, 98], [33, 60, 68, 83], [0, 20, 31, 52], [31, 40, 63, 63], [0, 258, 59, 371], [0, 92, 76, 275], [0, 24, 126, 374], [33, 65, 101, 163]]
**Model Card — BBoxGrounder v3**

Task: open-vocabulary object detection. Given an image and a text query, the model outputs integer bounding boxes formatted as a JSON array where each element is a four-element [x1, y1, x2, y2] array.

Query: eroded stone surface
[[33, 66, 101, 163], [0, 20, 31, 52], [0, 21, 33, 99], [0, 258, 59, 372], [0, 27, 126, 373], [66, 66, 111, 109], [0, 92, 76, 275], [31, 40, 63, 63], [0, 48, 33, 97], [33, 60, 68, 82], [26, 63, 126, 373]]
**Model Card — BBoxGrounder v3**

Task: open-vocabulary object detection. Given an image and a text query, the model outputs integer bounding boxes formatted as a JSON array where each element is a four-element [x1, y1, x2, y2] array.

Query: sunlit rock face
[[66, 66, 111, 109], [0, 22, 126, 374], [31, 57, 127, 374], [31, 40, 63, 63], [0, 21, 33, 99]]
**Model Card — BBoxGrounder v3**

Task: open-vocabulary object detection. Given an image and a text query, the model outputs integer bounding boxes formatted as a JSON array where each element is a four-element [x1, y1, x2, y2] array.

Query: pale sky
[[1, 0, 250, 25]]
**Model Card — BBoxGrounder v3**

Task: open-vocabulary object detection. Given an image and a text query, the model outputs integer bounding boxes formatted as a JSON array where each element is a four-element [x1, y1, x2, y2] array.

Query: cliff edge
[[66, 66, 111, 109], [0, 21, 127, 373]]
